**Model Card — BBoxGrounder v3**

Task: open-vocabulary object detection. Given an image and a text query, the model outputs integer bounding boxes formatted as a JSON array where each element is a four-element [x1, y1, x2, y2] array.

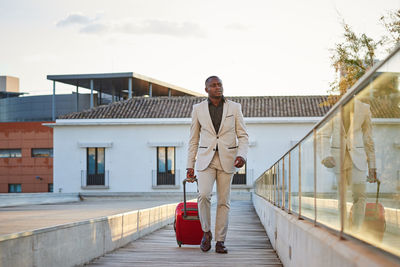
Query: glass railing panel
[[274, 163, 278, 206], [341, 52, 400, 257], [284, 155, 289, 211], [291, 146, 300, 214], [268, 169, 272, 202], [264, 170, 269, 201], [253, 46, 400, 258], [278, 161, 283, 208], [300, 133, 315, 220], [256, 171, 263, 198], [315, 110, 342, 230]]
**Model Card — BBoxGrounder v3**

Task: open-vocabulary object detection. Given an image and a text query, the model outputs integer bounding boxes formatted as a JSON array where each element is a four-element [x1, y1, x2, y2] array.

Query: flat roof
[[47, 72, 203, 97]]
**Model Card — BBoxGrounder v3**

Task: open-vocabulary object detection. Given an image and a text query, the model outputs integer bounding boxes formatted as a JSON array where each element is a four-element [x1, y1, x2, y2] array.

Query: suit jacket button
[[217, 137, 219, 139]]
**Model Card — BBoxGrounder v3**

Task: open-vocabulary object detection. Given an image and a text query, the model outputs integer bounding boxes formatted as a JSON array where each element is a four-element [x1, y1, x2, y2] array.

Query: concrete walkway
[[0, 196, 188, 236], [86, 200, 282, 267]]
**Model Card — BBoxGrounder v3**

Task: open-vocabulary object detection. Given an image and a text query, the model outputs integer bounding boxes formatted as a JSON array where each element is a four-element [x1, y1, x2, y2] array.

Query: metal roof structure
[[0, 91, 25, 99], [46, 72, 203, 120], [47, 72, 203, 98]]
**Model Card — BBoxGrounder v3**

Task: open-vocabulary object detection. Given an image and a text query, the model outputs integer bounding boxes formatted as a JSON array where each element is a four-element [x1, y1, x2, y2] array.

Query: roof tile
[[58, 96, 331, 119]]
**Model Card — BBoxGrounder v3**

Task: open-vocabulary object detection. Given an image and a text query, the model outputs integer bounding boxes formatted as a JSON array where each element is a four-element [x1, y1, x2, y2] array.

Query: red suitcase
[[174, 178, 203, 247], [350, 179, 386, 241]]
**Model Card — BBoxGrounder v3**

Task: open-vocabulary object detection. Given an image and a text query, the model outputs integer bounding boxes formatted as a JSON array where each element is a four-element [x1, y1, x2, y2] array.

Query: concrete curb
[[252, 193, 400, 267], [0, 193, 80, 208], [0, 199, 197, 267]]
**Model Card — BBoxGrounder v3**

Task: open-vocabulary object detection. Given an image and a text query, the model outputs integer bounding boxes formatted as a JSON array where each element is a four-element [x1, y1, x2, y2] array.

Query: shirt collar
[[207, 96, 225, 105]]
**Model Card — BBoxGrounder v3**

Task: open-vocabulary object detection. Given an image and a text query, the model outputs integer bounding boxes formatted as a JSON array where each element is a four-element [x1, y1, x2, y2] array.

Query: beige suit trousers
[[197, 151, 233, 242], [339, 151, 367, 231]]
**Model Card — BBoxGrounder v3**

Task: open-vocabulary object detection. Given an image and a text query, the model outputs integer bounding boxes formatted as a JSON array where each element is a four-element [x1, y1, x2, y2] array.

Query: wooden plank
[[85, 200, 282, 266]]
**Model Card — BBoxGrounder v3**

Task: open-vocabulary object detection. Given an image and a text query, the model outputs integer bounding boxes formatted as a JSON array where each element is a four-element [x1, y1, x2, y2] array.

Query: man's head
[[205, 76, 223, 99]]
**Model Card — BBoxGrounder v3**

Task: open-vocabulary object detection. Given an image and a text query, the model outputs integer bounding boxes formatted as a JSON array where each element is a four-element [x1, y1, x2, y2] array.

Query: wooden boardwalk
[[86, 200, 282, 267]]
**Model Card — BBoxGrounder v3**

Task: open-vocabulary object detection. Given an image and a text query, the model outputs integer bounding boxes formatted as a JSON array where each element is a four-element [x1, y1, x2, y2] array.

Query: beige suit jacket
[[318, 100, 376, 171], [187, 99, 249, 174]]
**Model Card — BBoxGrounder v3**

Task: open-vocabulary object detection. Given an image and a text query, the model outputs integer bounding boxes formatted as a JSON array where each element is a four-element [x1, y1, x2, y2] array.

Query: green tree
[[380, 9, 400, 51], [327, 9, 400, 104]]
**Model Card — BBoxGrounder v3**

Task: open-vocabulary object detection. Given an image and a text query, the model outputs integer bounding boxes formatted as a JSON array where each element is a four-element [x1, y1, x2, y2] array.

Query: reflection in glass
[[268, 170, 273, 202], [0, 149, 22, 158], [316, 111, 342, 230], [32, 148, 53, 158], [167, 147, 175, 174], [284, 155, 289, 211], [254, 47, 400, 258], [278, 161, 283, 208], [97, 148, 105, 174], [291, 146, 300, 214], [273, 165, 277, 205], [86, 147, 105, 185], [157, 147, 176, 185], [342, 52, 400, 256], [300, 134, 315, 220], [158, 148, 166, 172], [88, 148, 96, 175]]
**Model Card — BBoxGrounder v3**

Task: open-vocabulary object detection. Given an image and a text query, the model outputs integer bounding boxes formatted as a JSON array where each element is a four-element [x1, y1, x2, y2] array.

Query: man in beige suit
[[186, 76, 249, 253], [319, 99, 377, 231]]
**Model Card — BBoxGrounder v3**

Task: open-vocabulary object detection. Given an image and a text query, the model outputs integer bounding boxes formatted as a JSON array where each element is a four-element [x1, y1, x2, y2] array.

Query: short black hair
[[205, 76, 220, 86]]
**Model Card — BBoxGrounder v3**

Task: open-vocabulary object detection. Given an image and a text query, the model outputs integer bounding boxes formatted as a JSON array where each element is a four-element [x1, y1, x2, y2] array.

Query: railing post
[[339, 106, 345, 239], [288, 151, 291, 214], [282, 159, 285, 210], [298, 143, 302, 219], [273, 165, 276, 205], [313, 129, 317, 226]]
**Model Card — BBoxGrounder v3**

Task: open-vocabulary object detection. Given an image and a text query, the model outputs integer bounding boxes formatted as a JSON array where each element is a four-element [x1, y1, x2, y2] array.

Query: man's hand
[[321, 156, 336, 168], [186, 168, 196, 183], [234, 156, 245, 168], [367, 168, 377, 183]]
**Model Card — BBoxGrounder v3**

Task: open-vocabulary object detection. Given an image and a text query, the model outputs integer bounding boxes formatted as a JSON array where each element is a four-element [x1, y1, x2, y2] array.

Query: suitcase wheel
[[177, 241, 182, 247]]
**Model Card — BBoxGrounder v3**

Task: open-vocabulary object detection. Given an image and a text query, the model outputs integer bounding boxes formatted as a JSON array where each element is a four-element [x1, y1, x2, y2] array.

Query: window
[[0, 149, 22, 158], [32, 148, 53, 158], [48, 183, 53, 192], [8, 184, 21, 193], [232, 163, 246, 185], [87, 148, 105, 185], [157, 147, 175, 185]]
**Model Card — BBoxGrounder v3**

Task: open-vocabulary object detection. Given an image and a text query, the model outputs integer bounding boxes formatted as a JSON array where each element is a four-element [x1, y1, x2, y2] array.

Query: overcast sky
[[0, 0, 399, 96]]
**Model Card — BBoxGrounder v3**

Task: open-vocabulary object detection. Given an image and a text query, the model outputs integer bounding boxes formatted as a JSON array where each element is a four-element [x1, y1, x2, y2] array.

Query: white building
[[47, 96, 328, 193]]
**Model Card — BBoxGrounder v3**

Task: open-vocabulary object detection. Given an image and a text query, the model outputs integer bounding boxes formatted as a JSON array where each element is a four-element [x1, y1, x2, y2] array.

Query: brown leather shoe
[[200, 231, 212, 252], [215, 241, 228, 254]]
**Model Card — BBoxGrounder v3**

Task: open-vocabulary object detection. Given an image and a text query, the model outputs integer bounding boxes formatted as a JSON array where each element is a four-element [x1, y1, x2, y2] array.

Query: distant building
[[0, 122, 53, 193], [0, 73, 201, 193], [48, 96, 330, 193], [0, 76, 20, 95]]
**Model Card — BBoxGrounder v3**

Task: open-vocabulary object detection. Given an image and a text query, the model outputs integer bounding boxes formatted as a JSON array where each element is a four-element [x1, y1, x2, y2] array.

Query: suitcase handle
[[375, 178, 381, 204], [183, 178, 198, 218]]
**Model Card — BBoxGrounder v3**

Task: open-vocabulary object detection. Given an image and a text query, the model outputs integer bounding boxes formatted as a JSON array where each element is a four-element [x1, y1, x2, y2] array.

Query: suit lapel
[[218, 100, 229, 134], [204, 101, 217, 135], [342, 101, 356, 135]]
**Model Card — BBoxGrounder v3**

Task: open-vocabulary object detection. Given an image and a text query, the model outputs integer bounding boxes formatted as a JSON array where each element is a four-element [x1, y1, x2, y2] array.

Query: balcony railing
[[81, 170, 109, 189], [254, 45, 400, 258], [152, 170, 180, 188], [232, 174, 246, 185]]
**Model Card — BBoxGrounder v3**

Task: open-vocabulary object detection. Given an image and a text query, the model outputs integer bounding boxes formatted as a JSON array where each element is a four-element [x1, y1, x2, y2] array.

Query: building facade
[[0, 122, 53, 193], [0, 73, 201, 193], [49, 96, 329, 193]]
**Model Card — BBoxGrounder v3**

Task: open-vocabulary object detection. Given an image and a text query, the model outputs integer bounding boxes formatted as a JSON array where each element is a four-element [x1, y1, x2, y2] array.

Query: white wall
[[52, 118, 317, 193]]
